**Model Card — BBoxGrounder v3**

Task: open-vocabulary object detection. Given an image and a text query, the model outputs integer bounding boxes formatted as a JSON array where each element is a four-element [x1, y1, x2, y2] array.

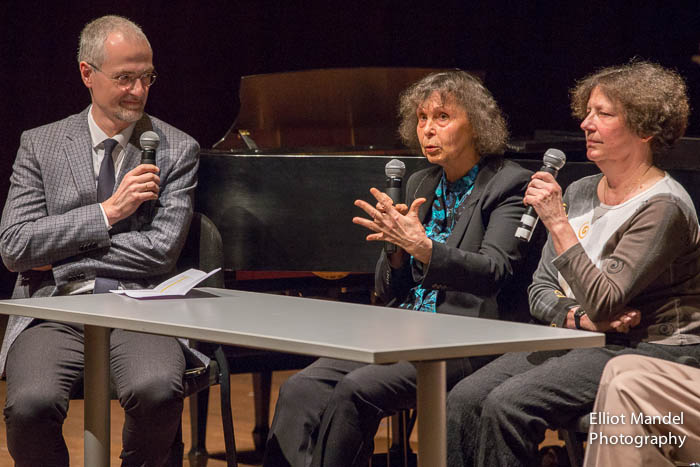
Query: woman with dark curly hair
[[262, 70, 533, 467], [446, 61, 700, 467]]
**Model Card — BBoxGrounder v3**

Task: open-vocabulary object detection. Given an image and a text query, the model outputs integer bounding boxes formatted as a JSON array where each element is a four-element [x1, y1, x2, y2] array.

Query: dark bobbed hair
[[570, 60, 689, 159], [398, 70, 509, 156]]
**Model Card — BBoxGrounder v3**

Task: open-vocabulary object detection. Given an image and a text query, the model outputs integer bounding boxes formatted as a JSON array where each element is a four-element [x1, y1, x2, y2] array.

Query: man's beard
[[114, 104, 144, 123]]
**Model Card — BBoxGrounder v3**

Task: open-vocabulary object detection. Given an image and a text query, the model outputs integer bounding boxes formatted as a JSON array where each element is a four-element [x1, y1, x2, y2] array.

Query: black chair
[[179, 212, 315, 466], [370, 409, 417, 467], [189, 345, 315, 464], [175, 212, 237, 467]]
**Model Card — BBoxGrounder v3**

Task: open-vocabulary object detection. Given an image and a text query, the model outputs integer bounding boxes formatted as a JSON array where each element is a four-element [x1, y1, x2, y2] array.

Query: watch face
[[574, 309, 586, 317]]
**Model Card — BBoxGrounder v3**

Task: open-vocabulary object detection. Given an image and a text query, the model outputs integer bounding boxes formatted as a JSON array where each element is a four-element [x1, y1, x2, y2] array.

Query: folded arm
[[530, 195, 692, 327], [0, 132, 112, 272]]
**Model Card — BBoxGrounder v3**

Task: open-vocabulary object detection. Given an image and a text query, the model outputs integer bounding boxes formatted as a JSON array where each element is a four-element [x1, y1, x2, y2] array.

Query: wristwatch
[[573, 308, 587, 330]]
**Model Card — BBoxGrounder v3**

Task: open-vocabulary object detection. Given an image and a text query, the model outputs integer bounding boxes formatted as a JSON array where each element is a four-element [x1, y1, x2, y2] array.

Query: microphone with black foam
[[140, 131, 159, 165], [384, 159, 406, 254], [139, 131, 160, 223], [515, 148, 567, 242]]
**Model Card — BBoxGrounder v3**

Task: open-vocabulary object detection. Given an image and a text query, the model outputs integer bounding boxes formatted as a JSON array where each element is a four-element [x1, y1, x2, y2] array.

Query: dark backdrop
[[1, 1, 700, 296]]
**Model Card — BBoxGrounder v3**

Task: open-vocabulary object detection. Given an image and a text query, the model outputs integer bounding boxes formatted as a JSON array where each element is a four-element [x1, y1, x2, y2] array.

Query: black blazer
[[375, 156, 534, 322]]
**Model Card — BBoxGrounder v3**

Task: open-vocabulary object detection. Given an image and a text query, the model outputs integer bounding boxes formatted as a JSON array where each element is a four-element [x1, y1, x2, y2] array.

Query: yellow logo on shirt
[[578, 222, 589, 239]]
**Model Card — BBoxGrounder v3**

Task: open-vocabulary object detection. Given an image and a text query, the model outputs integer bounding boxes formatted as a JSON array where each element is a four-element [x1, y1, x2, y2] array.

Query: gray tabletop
[[0, 287, 603, 363]]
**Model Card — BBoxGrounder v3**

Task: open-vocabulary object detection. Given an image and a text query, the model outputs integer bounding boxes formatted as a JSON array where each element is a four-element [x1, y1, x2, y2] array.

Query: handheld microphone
[[515, 148, 567, 242], [139, 131, 159, 165], [384, 159, 406, 254], [139, 131, 160, 223]]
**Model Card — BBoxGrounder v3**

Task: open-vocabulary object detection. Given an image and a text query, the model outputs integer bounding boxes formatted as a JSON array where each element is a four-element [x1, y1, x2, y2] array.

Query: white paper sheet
[[110, 268, 221, 299]]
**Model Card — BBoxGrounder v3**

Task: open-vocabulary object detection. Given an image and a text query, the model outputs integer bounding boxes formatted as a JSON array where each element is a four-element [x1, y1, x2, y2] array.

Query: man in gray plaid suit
[[0, 15, 200, 466]]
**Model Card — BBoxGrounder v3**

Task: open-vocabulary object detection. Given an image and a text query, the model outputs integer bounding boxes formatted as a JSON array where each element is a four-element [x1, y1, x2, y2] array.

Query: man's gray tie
[[95, 138, 120, 294], [97, 138, 118, 202]]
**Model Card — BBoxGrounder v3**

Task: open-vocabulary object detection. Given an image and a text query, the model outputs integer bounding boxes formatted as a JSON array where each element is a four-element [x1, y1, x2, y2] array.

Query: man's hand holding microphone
[[101, 131, 160, 226]]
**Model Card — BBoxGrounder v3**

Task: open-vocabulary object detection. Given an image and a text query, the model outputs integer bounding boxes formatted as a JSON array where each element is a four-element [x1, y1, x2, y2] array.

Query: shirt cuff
[[549, 299, 580, 327], [98, 203, 112, 230]]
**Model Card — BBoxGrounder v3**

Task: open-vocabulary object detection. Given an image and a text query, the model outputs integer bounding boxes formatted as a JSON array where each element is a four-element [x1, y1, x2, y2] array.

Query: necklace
[[603, 164, 653, 205]]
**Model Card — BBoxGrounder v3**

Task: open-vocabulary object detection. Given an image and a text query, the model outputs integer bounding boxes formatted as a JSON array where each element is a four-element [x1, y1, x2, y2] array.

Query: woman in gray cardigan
[[446, 61, 700, 467]]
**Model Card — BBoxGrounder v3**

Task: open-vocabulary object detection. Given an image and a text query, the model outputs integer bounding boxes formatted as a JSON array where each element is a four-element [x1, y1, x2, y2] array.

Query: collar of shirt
[[87, 105, 136, 179]]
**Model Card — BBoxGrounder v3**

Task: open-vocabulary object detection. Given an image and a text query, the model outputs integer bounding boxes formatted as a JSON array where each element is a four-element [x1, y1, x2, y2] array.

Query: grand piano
[[198, 68, 440, 288]]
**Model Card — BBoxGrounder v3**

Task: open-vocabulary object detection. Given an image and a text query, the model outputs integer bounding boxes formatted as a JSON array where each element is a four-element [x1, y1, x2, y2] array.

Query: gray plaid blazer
[[0, 107, 201, 373]]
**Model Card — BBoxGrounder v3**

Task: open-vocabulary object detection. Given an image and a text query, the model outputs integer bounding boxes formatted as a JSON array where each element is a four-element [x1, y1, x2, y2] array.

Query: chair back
[[497, 222, 548, 324], [176, 212, 225, 288]]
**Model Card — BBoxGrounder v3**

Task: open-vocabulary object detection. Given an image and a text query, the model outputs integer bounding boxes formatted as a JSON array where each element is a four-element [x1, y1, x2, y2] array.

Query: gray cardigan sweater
[[529, 173, 700, 345]]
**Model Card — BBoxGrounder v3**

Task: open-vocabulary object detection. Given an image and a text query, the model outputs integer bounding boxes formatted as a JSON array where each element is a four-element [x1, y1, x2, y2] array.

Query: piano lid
[[213, 67, 483, 153]]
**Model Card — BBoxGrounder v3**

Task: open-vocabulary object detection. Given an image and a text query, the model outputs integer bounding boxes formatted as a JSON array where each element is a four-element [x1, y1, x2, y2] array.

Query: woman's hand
[[523, 171, 567, 229], [566, 306, 641, 333], [524, 171, 577, 254], [607, 309, 642, 333], [353, 187, 432, 264]]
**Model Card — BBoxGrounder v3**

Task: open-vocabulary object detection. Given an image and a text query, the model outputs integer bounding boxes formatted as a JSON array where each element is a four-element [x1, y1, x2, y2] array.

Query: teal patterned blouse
[[398, 164, 479, 313]]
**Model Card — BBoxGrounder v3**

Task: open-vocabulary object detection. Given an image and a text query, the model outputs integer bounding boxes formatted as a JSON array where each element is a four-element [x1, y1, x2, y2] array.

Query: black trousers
[[3, 321, 186, 467], [446, 343, 700, 467], [263, 355, 493, 467]]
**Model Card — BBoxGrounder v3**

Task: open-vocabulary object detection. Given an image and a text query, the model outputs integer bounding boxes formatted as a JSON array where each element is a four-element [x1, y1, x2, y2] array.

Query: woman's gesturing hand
[[353, 187, 432, 264]]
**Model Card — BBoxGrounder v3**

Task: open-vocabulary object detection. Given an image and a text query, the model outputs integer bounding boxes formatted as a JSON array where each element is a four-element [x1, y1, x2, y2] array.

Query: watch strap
[[574, 308, 586, 329]]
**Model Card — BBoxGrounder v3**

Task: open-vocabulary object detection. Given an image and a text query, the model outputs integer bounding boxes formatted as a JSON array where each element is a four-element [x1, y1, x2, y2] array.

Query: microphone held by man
[[98, 131, 161, 227], [138, 130, 160, 223], [515, 148, 566, 242], [140, 130, 159, 165]]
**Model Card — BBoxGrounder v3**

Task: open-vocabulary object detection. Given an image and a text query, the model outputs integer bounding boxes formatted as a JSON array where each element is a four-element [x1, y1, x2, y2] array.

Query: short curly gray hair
[[570, 60, 689, 159], [398, 70, 509, 156], [78, 15, 151, 67]]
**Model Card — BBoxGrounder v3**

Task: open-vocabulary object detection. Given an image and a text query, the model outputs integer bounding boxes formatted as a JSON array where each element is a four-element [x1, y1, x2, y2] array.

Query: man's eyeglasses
[[88, 63, 157, 89]]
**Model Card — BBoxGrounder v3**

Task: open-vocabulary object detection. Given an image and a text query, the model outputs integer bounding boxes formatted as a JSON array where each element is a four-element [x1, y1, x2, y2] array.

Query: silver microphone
[[139, 131, 160, 165], [515, 148, 567, 242]]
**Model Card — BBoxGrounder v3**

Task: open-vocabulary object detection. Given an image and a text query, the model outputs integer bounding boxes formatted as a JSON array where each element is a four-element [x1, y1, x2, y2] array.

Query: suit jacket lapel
[[63, 110, 155, 202], [446, 157, 502, 247], [64, 108, 97, 205], [414, 166, 442, 224], [117, 115, 154, 184]]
